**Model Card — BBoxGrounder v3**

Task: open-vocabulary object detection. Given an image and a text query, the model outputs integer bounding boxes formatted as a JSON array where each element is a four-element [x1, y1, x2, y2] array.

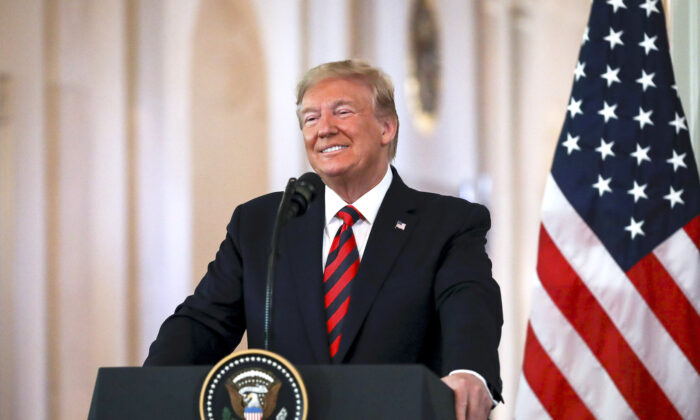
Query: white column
[[434, 0, 480, 193], [306, 0, 351, 66], [477, 2, 517, 418], [372, 0, 412, 176], [88, 0, 129, 369], [134, 0, 197, 361], [254, 0, 308, 190], [44, 1, 131, 417], [668, 0, 700, 168]]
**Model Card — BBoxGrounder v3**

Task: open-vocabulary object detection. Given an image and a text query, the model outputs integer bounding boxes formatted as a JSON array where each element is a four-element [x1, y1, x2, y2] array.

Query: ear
[[379, 117, 398, 146]]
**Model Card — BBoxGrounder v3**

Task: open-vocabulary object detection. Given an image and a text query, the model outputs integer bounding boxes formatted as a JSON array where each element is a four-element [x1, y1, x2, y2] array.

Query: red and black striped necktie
[[324, 205, 363, 360]]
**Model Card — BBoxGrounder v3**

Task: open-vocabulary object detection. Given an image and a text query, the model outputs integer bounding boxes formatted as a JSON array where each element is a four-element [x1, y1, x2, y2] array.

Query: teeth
[[322, 145, 347, 153]]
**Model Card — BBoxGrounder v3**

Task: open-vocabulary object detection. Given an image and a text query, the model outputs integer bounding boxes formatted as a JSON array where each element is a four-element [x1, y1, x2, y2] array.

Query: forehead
[[301, 77, 373, 108]]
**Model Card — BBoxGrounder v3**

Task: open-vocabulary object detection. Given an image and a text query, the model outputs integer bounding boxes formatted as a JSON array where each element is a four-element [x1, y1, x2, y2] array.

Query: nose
[[317, 112, 338, 138]]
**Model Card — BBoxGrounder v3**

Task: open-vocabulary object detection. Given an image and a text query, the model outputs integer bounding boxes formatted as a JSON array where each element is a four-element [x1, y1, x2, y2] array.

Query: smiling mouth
[[321, 145, 348, 153]]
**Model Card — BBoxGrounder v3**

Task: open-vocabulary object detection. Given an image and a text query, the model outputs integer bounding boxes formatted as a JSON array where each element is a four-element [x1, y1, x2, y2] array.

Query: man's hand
[[441, 372, 492, 420]]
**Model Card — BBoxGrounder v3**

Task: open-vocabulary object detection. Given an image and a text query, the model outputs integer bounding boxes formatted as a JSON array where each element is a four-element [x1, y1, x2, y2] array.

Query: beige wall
[[191, 0, 268, 289], [1, 1, 47, 419], [191, 0, 269, 351], [0, 0, 268, 418]]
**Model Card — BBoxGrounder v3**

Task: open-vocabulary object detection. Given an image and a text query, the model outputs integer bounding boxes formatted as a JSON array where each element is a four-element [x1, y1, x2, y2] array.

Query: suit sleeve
[[143, 207, 247, 366], [434, 202, 503, 401]]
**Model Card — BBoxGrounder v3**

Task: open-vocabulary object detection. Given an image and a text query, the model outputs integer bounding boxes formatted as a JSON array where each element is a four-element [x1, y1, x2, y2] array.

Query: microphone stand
[[264, 177, 297, 350]]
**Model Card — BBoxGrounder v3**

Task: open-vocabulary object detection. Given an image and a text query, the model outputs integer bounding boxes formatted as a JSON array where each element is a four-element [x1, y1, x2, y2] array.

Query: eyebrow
[[300, 99, 355, 115]]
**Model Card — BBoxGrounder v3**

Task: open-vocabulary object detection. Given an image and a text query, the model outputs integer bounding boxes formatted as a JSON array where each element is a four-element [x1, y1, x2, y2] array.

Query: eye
[[337, 108, 353, 116], [304, 115, 318, 125]]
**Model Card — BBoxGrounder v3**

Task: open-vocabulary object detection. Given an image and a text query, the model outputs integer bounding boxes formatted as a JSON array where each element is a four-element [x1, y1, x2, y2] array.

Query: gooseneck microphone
[[282, 172, 324, 225], [264, 172, 323, 350]]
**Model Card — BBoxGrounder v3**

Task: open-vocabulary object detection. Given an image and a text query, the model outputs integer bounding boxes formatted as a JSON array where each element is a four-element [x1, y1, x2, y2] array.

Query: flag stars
[[582, 26, 590, 45], [630, 144, 651, 165], [671, 84, 679, 97], [592, 175, 613, 197], [601, 65, 621, 87], [604, 28, 625, 50], [636, 70, 656, 91], [567, 97, 583, 118], [607, 0, 627, 13], [666, 150, 687, 172], [598, 101, 618, 123], [640, 0, 660, 17], [639, 33, 659, 55], [627, 181, 648, 203], [663, 186, 684, 208], [624, 217, 645, 239], [595, 138, 616, 161], [668, 113, 688, 134], [633, 107, 654, 129], [562, 133, 581, 155], [574, 61, 587, 82]]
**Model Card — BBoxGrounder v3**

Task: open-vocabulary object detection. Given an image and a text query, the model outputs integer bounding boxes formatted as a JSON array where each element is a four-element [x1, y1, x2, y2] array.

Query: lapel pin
[[395, 220, 406, 231]]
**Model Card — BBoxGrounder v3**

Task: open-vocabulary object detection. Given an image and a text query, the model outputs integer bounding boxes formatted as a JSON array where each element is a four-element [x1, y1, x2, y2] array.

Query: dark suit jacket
[[145, 168, 503, 400]]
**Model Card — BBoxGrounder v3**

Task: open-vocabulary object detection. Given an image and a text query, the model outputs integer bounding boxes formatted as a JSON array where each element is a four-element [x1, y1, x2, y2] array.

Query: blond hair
[[296, 59, 400, 159]]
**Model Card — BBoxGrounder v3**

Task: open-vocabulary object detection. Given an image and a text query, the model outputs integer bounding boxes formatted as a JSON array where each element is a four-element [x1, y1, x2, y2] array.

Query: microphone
[[264, 172, 324, 350], [284, 172, 324, 223]]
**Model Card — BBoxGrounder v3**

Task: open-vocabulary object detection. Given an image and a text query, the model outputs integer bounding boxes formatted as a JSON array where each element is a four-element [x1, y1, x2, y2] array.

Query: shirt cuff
[[448, 369, 498, 407]]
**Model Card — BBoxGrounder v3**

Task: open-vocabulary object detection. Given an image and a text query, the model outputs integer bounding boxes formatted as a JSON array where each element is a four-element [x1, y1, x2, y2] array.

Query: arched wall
[[191, 0, 268, 289], [190, 0, 269, 351]]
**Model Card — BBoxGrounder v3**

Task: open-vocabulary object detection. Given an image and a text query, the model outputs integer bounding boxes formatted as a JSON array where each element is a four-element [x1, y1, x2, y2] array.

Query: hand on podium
[[442, 372, 492, 420]]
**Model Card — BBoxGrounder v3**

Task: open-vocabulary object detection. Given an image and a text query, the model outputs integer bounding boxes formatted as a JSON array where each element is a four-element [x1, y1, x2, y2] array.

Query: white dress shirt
[[322, 166, 393, 267], [320, 165, 496, 405]]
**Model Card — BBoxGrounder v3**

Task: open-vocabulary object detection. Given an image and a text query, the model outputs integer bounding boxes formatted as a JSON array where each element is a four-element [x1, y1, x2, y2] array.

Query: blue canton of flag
[[552, 0, 700, 271]]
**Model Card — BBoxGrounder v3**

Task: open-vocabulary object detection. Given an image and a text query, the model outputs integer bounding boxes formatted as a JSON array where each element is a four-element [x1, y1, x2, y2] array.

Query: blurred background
[[0, 0, 697, 419]]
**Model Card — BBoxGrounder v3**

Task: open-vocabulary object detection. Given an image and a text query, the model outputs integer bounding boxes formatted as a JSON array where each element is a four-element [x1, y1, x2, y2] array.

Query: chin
[[317, 169, 348, 181], [314, 162, 353, 180]]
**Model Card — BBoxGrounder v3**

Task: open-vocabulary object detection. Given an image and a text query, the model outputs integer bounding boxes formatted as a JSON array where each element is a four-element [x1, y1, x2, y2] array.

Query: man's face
[[300, 77, 395, 190]]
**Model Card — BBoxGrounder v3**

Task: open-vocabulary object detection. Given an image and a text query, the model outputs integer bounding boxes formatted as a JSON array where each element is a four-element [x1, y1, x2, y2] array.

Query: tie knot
[[337, 205, 362, 226]]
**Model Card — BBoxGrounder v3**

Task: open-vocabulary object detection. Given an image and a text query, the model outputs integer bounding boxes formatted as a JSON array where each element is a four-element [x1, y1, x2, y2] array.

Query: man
[[145, 60, 503, 420]]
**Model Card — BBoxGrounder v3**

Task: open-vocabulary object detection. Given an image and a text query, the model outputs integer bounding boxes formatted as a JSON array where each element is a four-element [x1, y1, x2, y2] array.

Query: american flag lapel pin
[[395, 220, 406, 230]]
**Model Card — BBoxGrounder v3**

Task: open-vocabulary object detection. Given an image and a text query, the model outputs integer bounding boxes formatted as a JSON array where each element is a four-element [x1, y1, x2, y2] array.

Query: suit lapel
[[283, 189, 331, 364], [334, 170, 419, 362]]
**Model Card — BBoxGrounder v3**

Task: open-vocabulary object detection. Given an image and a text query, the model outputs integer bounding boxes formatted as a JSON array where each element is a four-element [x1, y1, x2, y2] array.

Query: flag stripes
[[626, 253, 700, 372], [653, 222, 700, 315], [522, 324, 594, 420], [684, 215, 700, 246], [515, 375, 552, 420], [528, 273, 635, 419], [538, 222, 681, 419]]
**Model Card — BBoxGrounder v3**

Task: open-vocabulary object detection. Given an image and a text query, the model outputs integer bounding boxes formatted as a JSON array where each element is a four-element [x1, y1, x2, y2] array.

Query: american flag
[[515, 1, 700, 419]]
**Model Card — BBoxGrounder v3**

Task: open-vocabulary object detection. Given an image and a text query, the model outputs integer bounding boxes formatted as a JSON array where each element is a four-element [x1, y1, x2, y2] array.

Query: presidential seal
[[200, 349, 308, 420]]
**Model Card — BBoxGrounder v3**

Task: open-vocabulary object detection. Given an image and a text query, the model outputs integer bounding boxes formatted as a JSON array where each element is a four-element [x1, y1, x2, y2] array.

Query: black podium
[[89, 364, 455, 419]]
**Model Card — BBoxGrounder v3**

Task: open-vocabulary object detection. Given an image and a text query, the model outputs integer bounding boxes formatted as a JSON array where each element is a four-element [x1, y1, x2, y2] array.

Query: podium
[[89, 365, 455, 419]]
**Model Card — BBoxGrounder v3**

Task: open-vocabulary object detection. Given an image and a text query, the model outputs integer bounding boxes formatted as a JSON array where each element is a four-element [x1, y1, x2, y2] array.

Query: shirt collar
[[324, 166, 393, 226]]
